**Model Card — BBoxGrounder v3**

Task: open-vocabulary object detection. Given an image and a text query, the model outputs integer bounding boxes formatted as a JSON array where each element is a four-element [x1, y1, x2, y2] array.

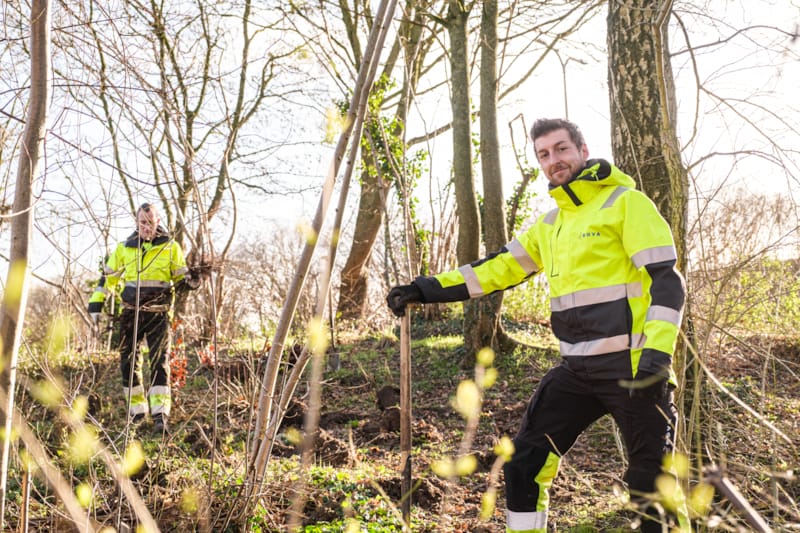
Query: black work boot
[[152, 413, 168, 435]]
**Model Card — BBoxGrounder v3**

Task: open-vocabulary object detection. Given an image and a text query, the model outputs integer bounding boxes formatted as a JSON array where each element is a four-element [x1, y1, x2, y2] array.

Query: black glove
[[386, 283, 423, 317], [629, 370, 669, 402], [190, 265, 213, 280], [184, 266, 212, 290], [182, 273, 199, 290]]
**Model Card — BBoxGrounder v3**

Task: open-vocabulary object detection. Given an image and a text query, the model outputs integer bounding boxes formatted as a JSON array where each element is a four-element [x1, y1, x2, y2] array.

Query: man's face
[[534, 128, 589, 187], [137, 208, 159, 241]]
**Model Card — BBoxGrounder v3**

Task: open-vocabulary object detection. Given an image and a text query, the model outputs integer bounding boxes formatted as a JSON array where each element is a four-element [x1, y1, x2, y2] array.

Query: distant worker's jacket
[[414, 159, 686, 380], [88, 227, 189, 313]]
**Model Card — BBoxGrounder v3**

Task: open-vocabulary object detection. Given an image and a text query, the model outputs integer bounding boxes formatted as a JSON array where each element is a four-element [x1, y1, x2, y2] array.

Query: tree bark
[[0, 0, 51, 527], [475, 0, 517, 357], [607, 0, 695, 463], [607, 0, 688, 267], [446, 0, 483, 364], [337, 2, 432, 320], [338, 165, 389, 320], [447, 1, 480, 266]]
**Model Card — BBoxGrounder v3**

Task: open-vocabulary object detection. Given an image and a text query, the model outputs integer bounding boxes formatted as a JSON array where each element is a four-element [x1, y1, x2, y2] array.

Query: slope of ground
[[6, 315, 800, 531]]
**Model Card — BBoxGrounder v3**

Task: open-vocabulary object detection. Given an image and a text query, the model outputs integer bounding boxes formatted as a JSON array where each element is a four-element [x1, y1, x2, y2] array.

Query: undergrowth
[[5, 309, 800, 531]]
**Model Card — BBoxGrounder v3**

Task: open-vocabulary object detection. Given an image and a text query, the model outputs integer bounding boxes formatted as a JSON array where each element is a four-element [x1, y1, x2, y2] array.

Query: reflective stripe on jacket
[[88, 228, 188, 312], [414, 159, 686, 379]]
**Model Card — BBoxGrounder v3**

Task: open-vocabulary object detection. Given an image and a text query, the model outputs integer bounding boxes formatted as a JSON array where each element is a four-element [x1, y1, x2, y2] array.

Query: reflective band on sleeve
[[126, 280, 171, 288], [458, 265, 484, 298], [631, 246, 677, 268], [506, 510, 547, 532], [551, 283, 641, 312], [601, 186, 629, 209], [647, 305, 683, 326], [560, 334, 631, 356], [173, 267, 188, 276], [506, 239, 539, 275], [543, 208, 559, 225], [94, 286, 109, 296], [103, 266, 117, 274]]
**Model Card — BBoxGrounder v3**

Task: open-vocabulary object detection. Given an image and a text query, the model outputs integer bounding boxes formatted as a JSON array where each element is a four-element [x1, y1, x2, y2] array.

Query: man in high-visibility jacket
[[88, 203, 201, 435], [387, 118, 685, 533]]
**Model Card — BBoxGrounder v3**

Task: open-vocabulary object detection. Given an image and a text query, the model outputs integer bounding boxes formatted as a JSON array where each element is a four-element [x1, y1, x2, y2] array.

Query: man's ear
[[580, 143, 589, 159]]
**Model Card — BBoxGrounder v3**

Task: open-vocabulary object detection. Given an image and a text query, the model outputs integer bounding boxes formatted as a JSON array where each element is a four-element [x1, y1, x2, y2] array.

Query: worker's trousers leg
[[610, 381, 677, 533], [119, 309, 172, 418], [503, 358, 676, 533], [504, 362, 607, 532]]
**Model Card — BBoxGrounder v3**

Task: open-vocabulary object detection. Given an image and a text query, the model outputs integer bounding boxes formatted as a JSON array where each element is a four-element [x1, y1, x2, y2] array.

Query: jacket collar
[[124, 225, 170, 248], [548, 159, 635, 209]]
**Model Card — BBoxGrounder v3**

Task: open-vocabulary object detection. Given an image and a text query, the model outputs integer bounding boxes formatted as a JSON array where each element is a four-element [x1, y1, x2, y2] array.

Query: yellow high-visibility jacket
[[414, 159, 686, 379], [88, 228, 188, 313]]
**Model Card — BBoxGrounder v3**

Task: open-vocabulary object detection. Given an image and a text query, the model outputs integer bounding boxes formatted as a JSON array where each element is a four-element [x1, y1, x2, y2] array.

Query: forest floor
[[7, 313, 800, 532]]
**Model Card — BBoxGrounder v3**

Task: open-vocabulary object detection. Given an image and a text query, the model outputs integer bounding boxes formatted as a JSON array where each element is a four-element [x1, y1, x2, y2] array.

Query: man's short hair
[[136, 203, 160, 222], [530, 118, 585, 149], [137, 203, 158, 215]]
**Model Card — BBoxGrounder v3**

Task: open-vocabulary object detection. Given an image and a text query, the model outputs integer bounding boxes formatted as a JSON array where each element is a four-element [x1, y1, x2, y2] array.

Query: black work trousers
[[118, 308, 171, 417], [504, 353, 677, 532]]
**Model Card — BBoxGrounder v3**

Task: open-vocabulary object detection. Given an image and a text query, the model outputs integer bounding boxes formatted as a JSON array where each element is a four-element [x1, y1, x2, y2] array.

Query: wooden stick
[[704, 466, 772, 533], [400, 310, 412, 530], [20, 469, 30, 533]]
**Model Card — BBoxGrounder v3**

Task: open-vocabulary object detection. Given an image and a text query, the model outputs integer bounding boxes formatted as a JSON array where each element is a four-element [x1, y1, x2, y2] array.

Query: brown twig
[[704, 465, 773, 533]]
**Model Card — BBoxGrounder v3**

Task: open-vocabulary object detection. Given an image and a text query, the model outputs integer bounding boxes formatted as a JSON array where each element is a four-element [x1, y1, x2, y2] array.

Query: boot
[[152, 413, 168, 435]]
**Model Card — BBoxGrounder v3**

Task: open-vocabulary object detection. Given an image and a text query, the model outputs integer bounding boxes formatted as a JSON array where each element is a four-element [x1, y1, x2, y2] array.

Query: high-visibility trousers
[[503, 353, 677, 533], [118, 308, 172, 418]]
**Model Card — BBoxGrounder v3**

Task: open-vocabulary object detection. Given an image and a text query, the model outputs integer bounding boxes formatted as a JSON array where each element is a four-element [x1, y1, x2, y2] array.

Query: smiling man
[[387, 118, 686, 532], [534, 122, 589, 188]]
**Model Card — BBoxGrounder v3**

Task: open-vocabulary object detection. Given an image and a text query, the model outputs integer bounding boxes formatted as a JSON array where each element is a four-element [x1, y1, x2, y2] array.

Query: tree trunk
[[249, 0, 399, 491], [475, 0, 517, 357], [607, 0, 688, 265], [447, 0, 482, 364], [338, 165, 389, 320], [0, 0, 51, 527], [447, 2, 480, 266], [607, 0, 695, 462]]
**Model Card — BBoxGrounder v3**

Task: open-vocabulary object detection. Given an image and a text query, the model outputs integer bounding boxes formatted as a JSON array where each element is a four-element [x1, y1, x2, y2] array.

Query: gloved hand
[[185, 265, 213, 290], [189, 265, 212, 280], [386, 283, 423, 317], [185, 266, 212, 290], [629, 370, 669, 402], [185, 270, 202, 290]]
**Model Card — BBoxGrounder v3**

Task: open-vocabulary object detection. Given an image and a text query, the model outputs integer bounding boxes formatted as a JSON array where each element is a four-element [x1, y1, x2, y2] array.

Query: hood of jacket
[[549, 158, 636, 210], [124, 225, 170, 248]]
